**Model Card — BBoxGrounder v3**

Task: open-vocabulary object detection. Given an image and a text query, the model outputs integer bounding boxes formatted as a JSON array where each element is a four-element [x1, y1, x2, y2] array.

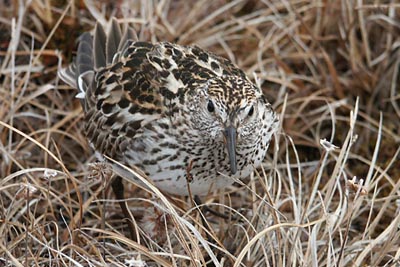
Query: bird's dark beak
[[224, 126, 237, 174]]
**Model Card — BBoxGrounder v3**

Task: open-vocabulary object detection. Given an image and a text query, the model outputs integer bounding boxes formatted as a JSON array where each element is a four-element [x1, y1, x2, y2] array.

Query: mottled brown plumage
[[59, 18, 279, 196]]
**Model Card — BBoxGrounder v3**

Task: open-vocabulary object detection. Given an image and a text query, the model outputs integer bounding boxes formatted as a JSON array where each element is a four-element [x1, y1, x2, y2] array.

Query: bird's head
[[187, 75, 275, 175]]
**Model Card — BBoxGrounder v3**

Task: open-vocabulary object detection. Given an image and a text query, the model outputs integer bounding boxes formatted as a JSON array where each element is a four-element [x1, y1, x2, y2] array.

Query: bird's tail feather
[[58, 18, 138, 103]]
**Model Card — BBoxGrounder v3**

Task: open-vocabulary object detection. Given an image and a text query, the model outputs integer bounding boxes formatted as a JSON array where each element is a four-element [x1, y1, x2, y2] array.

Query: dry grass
[[1, 0, 399, 266]]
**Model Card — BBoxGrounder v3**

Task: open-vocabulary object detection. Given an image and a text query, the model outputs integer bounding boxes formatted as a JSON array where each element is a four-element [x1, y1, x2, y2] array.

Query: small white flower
[[18, 179, 37, 198], [26, 183, 37, 194], [44, 169, 58, 179], [320, 138, 339, 152], [124, 258, 147, 267]]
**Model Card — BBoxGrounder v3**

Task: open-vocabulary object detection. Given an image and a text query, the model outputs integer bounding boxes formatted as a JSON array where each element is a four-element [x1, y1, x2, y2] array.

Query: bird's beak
[[224, 126, 237, 174]]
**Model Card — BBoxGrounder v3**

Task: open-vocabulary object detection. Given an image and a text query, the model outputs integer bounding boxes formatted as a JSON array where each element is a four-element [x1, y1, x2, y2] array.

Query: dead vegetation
[[0, 0, 399, 266]]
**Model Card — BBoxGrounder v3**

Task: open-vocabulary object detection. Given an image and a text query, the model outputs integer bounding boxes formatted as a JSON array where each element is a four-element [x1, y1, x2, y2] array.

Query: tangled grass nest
[[0, 1, 399, 266]]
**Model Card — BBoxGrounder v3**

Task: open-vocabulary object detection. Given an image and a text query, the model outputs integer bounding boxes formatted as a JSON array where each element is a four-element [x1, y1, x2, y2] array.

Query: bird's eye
[[207, 100, 215, 113], [248, 106, 254, 117]]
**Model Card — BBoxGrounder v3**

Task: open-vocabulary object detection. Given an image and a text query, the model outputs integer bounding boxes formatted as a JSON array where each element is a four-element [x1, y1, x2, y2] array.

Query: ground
[[0, 1, 399, 266]]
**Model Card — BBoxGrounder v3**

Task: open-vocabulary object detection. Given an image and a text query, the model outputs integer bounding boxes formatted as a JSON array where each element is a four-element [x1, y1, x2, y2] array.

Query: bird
[[59, 18, 279, 200]]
